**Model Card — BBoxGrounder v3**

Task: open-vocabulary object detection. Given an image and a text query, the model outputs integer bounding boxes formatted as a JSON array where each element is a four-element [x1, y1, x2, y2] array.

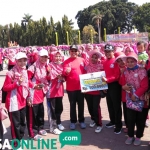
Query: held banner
[[79, 71, 108, 93]]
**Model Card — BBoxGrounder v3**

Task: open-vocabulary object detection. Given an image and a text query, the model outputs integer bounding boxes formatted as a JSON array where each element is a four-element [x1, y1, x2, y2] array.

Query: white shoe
[[33, 134, 43, 141], [95, 126, 103, 133], [58, 124, 65, 131], [51, 128, 62, 135], [89, 120, 96, 128], [39, 129, 47, 136]]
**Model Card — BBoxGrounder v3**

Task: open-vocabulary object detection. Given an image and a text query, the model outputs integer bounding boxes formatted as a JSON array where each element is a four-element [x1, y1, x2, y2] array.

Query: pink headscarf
[[124, 46, 134, 53], [48, 51, 64, 80], [85, 50, 103, 73], [7, 63, 28, 99], [28, 59, 49, 94], [29, 59, 49, 85], [7, 49, 16, 62]]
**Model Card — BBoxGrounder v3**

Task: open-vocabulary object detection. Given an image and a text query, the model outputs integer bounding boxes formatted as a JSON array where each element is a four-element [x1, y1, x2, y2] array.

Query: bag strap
[[31, 64, 36, 80]]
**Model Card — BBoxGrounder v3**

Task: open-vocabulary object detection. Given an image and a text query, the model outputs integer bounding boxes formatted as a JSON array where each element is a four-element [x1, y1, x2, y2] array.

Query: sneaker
[[89, 120, 96, 128], [80, 122, 86, 129], [33, 134, 43, 141], [114, 128, 122, 134], [70, 123, 76, 130], [58, 124, 65, 131], [51, 128, 62, 135], [134, 138, 141, 146], [125, 137, 134, 145], [105, 122, 115, 128], [39, 130, 47, 136], [95, 126, 103, 133]]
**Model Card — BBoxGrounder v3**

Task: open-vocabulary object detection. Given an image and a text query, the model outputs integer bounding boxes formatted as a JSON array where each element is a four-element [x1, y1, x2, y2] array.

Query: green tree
[[90, 8, 103, 43], [76, 0, 138, 40], [133, 3, 150, 33], [22, 13, 33, 24], [82, 25, 97, 44], [62, 15, 74, 45]]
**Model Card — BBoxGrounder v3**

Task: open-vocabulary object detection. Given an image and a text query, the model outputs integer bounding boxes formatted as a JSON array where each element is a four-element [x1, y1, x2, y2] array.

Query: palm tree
[[22, 13, 33, 24], [91, 9, 103, 43]]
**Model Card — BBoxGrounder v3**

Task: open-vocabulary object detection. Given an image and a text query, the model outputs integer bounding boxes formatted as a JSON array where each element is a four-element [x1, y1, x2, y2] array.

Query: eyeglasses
[[104, 50, 112, 53]]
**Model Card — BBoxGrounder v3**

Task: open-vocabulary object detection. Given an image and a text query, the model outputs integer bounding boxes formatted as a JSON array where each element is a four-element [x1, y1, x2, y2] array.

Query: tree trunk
[[97, 19, 100, 43]]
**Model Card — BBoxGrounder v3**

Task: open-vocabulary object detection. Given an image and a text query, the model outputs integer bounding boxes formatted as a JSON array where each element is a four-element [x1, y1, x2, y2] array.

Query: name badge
[[134, 73, 138, 77], [110, 64, 114, 68]]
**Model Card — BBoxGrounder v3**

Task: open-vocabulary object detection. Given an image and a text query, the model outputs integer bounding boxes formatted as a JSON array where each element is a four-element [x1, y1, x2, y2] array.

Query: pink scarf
[[86, 62, 103, 73], [7, 49, 16, 62], [29, 59, 49, 85], [7, 64, 28, 99], [49, 50, 64, 79], [49, 62, 63, 80], [86, 55, 103, 73]]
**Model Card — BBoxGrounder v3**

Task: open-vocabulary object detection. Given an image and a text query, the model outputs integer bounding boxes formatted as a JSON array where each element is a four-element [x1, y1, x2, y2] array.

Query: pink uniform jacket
[[120, 68, 148, 108], [3, 70, 31, 112]]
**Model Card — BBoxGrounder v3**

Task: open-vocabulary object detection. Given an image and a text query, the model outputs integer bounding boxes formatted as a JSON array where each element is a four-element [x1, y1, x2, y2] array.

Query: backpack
[[1, 69, 15, 103]]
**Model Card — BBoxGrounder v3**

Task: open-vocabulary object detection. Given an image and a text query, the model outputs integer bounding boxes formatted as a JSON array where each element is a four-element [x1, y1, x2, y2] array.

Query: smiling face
[[116, 58, 126, 68], [104, 50, 114, 59], [126, 58, 137, 68], [69, 49, 78, 58], [91, 54, 99, 64], [39, 55, 48, 64], [16, 58, 27, 68], [125, 48, 132, 55], [137, 43, 145, 53], [54, 52, 62, 63]]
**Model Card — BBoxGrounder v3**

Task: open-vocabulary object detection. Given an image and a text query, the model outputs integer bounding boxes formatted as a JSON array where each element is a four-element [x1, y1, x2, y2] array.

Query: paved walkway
[[0, 70, 150, 150]]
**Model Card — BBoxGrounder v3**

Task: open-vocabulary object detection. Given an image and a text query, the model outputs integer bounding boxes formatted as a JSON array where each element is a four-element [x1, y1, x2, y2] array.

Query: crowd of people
[[0, 41, 150, 149]]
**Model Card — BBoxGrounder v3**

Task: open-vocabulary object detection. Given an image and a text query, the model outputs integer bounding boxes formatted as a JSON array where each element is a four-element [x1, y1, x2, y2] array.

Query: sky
[[0, 0, 149, 29]]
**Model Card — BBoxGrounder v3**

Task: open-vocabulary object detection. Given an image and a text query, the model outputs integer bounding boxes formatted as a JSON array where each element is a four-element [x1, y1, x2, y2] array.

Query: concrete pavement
[[0, 70, 150, 150]]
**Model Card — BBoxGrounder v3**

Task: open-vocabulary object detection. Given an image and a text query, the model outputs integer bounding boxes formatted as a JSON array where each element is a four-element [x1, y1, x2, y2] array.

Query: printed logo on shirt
[[110, 64, 114, 68], [80, 62, 84, 67], [134, 73, 138, 77]]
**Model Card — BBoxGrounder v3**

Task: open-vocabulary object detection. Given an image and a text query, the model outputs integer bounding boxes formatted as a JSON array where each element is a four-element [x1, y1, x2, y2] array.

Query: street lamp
[[104, 28, 106, 42], [7, 24, 10, 43], [55, 32, 58, 46], [114, 30, 117, 40], [90, 29, 93, 44], [78, 30, 81, 44], [118, 27, 120, 34], [66, 31, 69, 45], [133, 26, 136, 33]]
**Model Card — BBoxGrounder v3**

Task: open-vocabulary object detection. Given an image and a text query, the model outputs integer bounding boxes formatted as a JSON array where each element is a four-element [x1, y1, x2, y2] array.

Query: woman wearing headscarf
[[26, 49, 49, 140], [46, 50, 65, 134], [84, 50, 103, 133], [3, 52, 30, 149]]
